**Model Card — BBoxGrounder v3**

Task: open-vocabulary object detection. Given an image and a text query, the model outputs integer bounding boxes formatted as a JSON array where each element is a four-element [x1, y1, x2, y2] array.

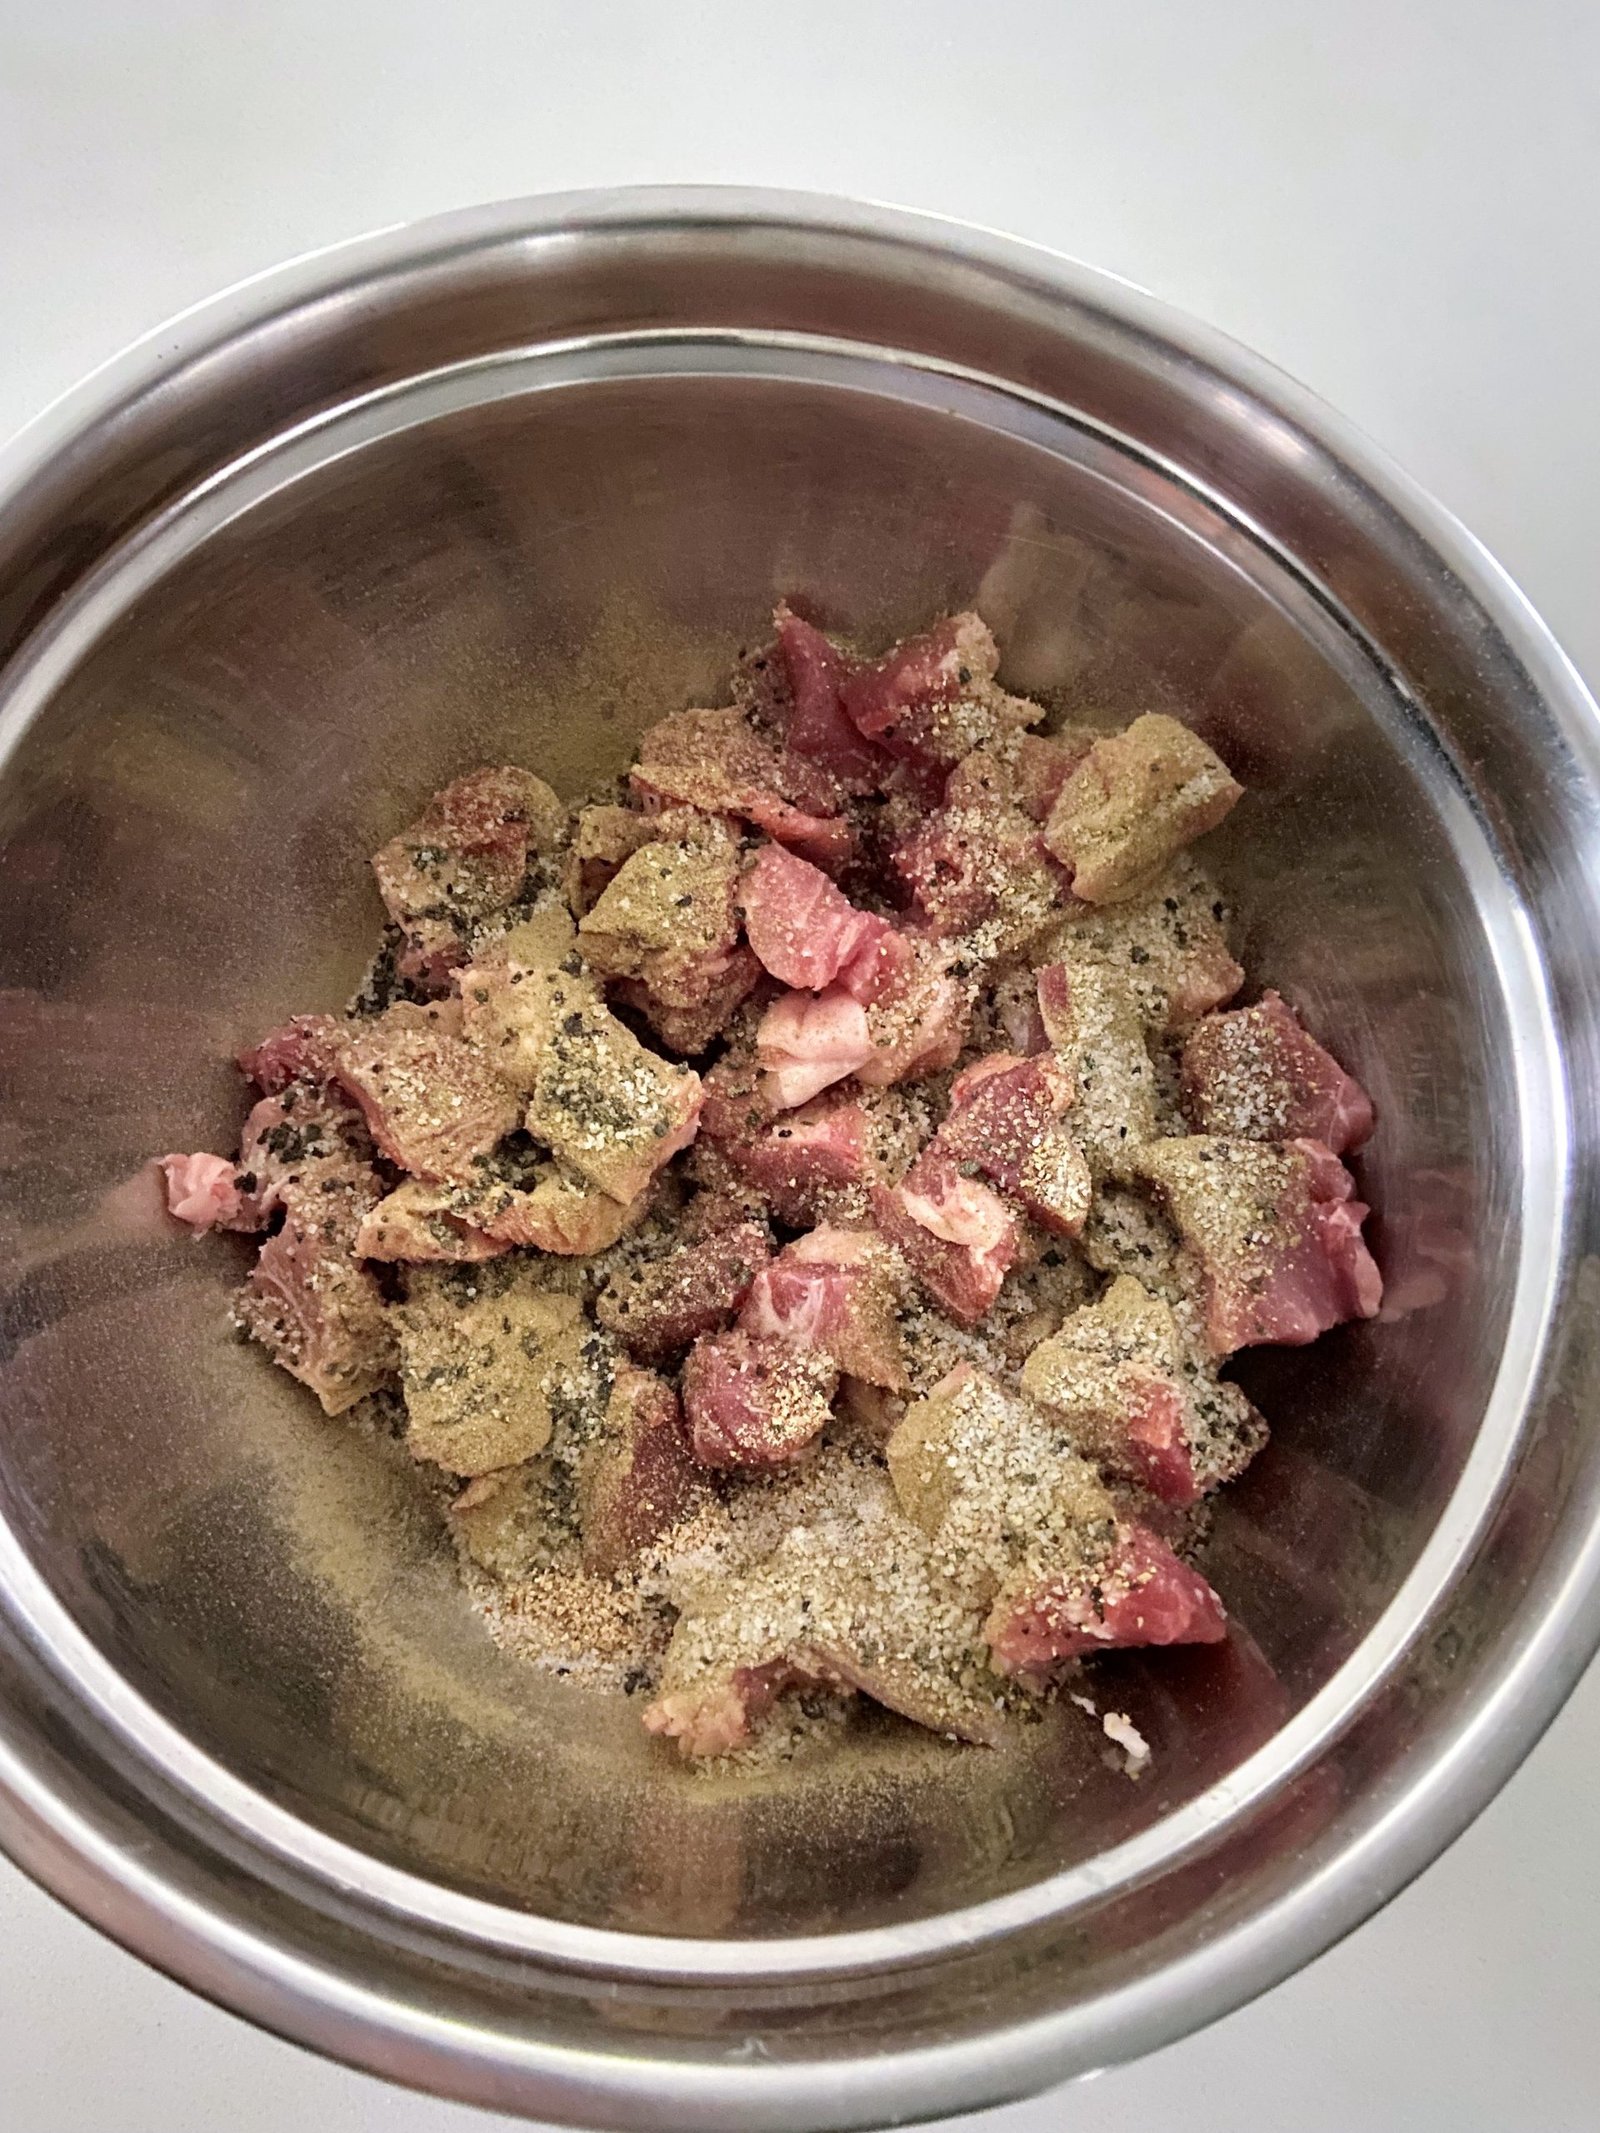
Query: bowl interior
[[0, 343, 1521, 1938]]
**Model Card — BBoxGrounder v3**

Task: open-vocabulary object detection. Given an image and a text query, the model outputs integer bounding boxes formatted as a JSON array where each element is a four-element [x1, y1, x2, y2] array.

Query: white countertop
[[3, 4, 1597, 2127]]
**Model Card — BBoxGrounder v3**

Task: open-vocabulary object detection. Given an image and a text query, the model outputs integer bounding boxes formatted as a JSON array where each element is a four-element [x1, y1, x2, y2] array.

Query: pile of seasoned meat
[[159, 606, 1381, 1762]]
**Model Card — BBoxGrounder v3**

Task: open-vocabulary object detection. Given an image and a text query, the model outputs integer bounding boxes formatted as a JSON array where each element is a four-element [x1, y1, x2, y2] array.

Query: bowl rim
[[2, 185, 1598, 2126]]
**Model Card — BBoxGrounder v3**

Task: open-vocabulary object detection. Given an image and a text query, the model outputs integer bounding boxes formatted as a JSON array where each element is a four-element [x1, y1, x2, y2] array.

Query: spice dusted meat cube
[[842, 611, 1000, 737], [887, 1363, 1135, 1682], [1020, 1275, 1266, 1504], [767, 604, 886, 791], [236, 1217, 397, 1415], [1043, 714, 1242, 903], [461, 959, 702, 1203], [166, 1074, 383, 1239], [356, 1159, 643, 1263], [354, 1180, 506, 1262], [755, 988, 876, 1109], [596, 1220, 772, 1364], [1181, 989, 1375, 1153], [645, 1454, 1004, 1756], [984, 1524, 1228, 1679], [630, 706, 853, 873], [474, 895, 579, 973], [1036, 959, 1159, 1176], [643, 1658, 813, 1759], [856, 936, 974, 1088], [890, 796, 1066, 957], [236, 1012, 345, 1094], [396, 1270, 606, 1476], [578, 820, 742, 1006], [709, 1086, 874, 1227], [886, 1367, 1111, 1556], [1078, 1184, 1190, 1305], [1132, 1135, 1383, 1357], [680, 1329, 838, 1469], [563, 801, 719, 915], [1032, 855, 1244, 1032], [334, 999, 520, 1182], [577, 1364, 710, 1576], [611, 945, 762, 1057], [449, 1462, 572, 1579], [739, 1226, 909, 1392], [739, 842, 902, 995], [230, 1110, 395, 1415], [841, 611, 1038, 782], [937, 1051, 1092, 1236], [872, 1146, 1021, 1325], [943, 729, 1094, 826], [372, 765, 569, 985]]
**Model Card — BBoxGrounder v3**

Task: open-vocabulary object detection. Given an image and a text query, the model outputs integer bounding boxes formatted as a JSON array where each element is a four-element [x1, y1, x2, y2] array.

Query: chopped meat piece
[[461, 959, 702, 1202], [578, 1365, 709, 1575], [739, 842, 900, 994], [1014, 732, 1091, 821], [891, 797, 1065, 954], [771, 605, 884, 791], [233, 1085, 380, 1219], [334, 1000, 520, 1182], [707, 1084, 875, 1226], [985, 1523, 1228, 1677], [755, 988, 876, 1109], [236, 1013, 344, 1093], [1043, 714, 1242, 903], [1034, 856, 1243, 1031], [612, 943, 762, 1056], [646, 1453, 1004, 1754], [680, 1330, 838, 1468], [631, 706, 853, 872], [1132, 1135, 1383, 1356], [937, 1051, 1092, 1235], [842, 611, 999, 736], [1036, 960, 1159, 1175], [857, 936, 973, 1086], [644, 1658, 809, 1758], [734, 794, 854, 875], [565, 802, 656, 913], [1020, 1275, 1266, 1503], [597, 1220, 771, 1364], [357, 1161, 642, 1261], [698, 1043, 776, 1143], [474, 897, 580, 973], [885, 1366, 1116, 1618], [943, 730, 1092, 825], [372, 765, 568, 981], [564, 802, 722, 915], [873, 1147, 1021, 1324], [834, 922, 915, 1007], [448, 1464, 568, 1579], [842, 612, 1039, 785], [1181, 989, 1375, 1152], [235, 1203, 397, 1416], [395, 1273, 604, 1476], [159, 1151, 247, 1234], [739, 1226, 909, 1391], [472, 1162, 646, 1254], [578, 823, 742, 1012], [354, 1180, 505, 1262]]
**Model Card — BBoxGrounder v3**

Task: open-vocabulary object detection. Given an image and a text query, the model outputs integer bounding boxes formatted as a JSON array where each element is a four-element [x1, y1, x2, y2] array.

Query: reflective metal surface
[[0, 190, 1597, 2130]]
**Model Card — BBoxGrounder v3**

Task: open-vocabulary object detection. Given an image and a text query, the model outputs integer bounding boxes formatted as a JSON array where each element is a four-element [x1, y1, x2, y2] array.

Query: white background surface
[[1, 4, 1597, 2129]]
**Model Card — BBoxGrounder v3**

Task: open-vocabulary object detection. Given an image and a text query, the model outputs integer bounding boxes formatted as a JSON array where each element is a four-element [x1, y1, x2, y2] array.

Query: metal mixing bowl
[[1, 189, 1598, 2132]]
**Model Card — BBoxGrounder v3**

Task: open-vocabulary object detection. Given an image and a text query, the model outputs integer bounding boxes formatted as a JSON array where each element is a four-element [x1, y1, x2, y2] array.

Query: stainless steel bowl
[[1, 188, 1598, 2132]]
